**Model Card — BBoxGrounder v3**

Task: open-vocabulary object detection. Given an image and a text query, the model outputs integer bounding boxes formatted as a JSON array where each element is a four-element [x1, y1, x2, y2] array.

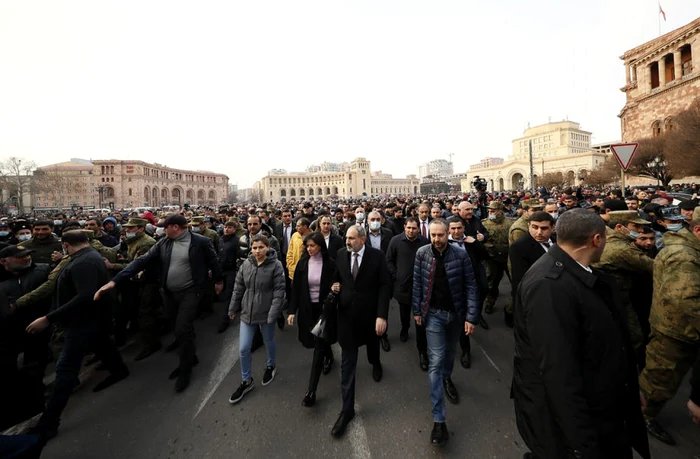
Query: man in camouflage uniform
[[191, 216, 221, 252], [638, 213, 700, 446], [105, 218, 157, 350], [591, 210, 653, 366], [482, 201, 513, 314]]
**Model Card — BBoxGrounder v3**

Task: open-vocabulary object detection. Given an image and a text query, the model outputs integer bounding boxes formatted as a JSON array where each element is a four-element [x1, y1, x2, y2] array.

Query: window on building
[[664, 54, 675, 82], [652, 120, 662, 137], [665, 117, 673, 132], [650, 61, 660, 89], [681, 44, 693, 76]]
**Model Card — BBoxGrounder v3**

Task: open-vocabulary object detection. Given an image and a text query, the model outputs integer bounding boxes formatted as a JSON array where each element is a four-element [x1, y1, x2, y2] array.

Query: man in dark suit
[[276, 209, 295, 258], [319, 215, 344, 256], [365, 211, 394, 351], [330, 224, 392, 438], [509, 211, 555, 326]]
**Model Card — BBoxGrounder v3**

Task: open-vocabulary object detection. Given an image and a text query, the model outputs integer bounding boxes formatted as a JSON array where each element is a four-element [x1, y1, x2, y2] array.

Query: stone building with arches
[[619, 17, 700, 142], [467, 121, 611, 191], [33, 158, 228, 210], [258, 157, 419, 202]]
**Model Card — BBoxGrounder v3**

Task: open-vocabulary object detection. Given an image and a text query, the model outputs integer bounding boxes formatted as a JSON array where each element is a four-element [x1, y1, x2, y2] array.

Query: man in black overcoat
[[330, 224, 391, 438], [513, 209, 649, 459]]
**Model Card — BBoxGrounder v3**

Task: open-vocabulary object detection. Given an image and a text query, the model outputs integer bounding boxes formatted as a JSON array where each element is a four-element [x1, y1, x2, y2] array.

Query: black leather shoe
[[168, 355, 199, 380], [135, 343, 162, 361], [93, 369, 129, 393], [646, 419, 676, 445], [479, 316, 490, 330], [302, 391, 316, 407], [277, 316, 285, 330], [175, 370, 191, 393], [331, 410, 355, 438], [399, 329, 409, 342], [322, 356, 334, 375], [419, 352, 429, 371], [217, 318, 230, 334], [460, 351, 471, 369], [430, 422, 448, 446], [165, 340, 180, 352], [372, 363, 383, 382], [443, 377, 459, 404], [380, 334, 391, 352], [504, 311, 514, 328]]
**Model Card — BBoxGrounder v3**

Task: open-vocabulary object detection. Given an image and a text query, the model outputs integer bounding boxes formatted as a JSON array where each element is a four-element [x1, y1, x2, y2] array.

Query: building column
[[631, 65, 637, 83], [692, 41, 700, 76], [625, 63, 631, 85], [658, 58, 666, 86], [644, 64, 652, 91], [674, 49, 682, 80]]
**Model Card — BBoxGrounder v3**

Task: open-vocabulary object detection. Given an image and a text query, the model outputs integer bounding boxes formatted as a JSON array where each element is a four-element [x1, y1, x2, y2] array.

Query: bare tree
[[0, 157, 38, 212], [665, 99, 700, 177], [538, 172, 566, 190], [585, 157, 620, 188], [627, 136, 675, 187], [33, 167, 88, 209]]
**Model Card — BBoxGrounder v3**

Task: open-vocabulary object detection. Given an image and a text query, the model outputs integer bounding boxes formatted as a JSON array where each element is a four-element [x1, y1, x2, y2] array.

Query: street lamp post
[[518, 177, 525, 190]]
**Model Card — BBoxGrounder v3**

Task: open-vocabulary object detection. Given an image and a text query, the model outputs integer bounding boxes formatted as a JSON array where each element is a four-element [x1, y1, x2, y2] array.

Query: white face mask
[[369, 221, 381, 231], [192, 226, 201, 233], [156, 227, 165, 237], [356, 213, 365, 221], [18, 234, 32, 241], [665, 223, 682, 232], [78, 220, 86, 226], [125, 232, 137, 239], [548, 212, 559, 221]]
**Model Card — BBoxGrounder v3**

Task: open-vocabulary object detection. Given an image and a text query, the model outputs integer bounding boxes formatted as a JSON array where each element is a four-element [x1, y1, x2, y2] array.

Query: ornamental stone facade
[[259, 157, 419, 202], [619, 17, 700, 141], [33, 158, 228, 210]]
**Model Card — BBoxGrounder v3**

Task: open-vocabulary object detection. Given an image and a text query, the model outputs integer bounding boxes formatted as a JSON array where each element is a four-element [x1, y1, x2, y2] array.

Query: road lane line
[[480, 347, 501, 374], [193, 328, 240, 419], [348, 404, 371, 459]]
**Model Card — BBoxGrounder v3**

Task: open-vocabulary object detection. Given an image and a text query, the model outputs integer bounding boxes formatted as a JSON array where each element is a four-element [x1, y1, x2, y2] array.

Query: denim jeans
[[239, 321, 276, 382], [424, 308, 461, 422]]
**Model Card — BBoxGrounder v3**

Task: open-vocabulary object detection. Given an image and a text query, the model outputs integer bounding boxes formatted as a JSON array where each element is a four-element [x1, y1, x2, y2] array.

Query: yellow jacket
[[286, 232, 304, 280]]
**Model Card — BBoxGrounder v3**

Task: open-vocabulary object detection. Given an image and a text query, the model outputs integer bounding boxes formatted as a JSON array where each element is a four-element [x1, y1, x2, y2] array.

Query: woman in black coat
[[287, 231, 336, 407]]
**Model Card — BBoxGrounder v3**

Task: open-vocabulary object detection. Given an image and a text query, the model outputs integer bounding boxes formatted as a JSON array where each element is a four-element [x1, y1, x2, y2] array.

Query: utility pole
[[528, 140, 534, 191], [448, 152, 454, 164]]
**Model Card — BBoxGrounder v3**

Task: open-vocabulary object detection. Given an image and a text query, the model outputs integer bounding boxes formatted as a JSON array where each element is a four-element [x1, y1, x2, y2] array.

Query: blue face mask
[[0, 231, 8, 237], [665, 223, 683, 232], [487, 215, 497, 220], [628, 230, 641, 239]]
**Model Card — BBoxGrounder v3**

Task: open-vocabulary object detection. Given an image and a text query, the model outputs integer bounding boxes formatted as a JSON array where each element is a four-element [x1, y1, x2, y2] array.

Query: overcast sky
[[1, 1, 698, 187]]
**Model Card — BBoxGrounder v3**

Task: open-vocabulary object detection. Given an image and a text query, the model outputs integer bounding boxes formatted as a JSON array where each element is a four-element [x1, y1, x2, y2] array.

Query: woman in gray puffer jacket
[[227, 234, 286, 404]]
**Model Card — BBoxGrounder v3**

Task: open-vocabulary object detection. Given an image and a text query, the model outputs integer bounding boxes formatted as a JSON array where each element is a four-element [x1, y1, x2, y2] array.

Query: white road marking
[[348, 404, 371, 459], [480, 347, 501, 374], [193, 327, 240, 419]]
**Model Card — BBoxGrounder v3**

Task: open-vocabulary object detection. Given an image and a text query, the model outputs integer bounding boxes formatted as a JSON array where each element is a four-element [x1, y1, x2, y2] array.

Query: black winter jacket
[[513, 245, 649, 459], [386, 233, 429, 304]]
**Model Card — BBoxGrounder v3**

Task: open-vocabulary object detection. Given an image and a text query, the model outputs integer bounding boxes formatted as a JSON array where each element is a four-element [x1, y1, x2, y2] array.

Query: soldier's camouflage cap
[[488, 201, 504, 211], [607, 210, 650, 225]]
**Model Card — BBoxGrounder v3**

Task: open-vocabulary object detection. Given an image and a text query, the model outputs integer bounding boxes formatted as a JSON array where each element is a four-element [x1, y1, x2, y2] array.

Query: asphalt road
[[20, 282, 700, 459]]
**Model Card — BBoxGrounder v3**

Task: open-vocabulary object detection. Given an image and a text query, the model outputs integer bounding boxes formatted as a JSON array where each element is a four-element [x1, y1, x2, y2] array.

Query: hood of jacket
[[103, 216, 118, 227]]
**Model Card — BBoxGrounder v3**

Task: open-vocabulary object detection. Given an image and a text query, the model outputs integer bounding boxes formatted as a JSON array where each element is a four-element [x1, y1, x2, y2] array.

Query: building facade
[[33, 158, 229, 210], [619, 17, 700, 141], [467, 121, 610, 191], [418, 159, 454, 181], [259, 157, 419, 202]]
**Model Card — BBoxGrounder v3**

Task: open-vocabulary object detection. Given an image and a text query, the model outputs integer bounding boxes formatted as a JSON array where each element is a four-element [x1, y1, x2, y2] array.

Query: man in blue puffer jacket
[[411, 218, 479, 447]]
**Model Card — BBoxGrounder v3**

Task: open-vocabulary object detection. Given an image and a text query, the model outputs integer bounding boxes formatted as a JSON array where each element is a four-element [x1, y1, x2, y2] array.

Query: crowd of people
[[0, 181, 698, 458]]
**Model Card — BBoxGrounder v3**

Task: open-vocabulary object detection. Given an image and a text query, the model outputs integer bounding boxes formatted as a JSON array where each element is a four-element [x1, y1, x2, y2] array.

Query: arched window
[[652, 120, 662, 137], [664, 117, 673, 132]]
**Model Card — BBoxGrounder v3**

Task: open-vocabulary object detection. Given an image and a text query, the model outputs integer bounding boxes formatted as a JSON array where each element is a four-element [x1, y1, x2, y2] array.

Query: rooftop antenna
[[448, 152, 454, 163]]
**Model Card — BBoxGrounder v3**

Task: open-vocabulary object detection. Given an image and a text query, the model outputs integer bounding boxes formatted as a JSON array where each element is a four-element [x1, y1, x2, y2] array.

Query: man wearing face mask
[[543, 202, 560, 223], [365, 211, 394, 351], [0, 222, 13, 243], [0, 245, 52, 431], [354, 206, 367, 229], [190, 216, 220, 252], [104, 218, 156, 348], [20, 221, 62, 266], [592, 211, 653, 368], [12, 223, 33, 245], [51, 214, 67, 238], [657, 206, 688, 235], [481, 201, 513, 316]]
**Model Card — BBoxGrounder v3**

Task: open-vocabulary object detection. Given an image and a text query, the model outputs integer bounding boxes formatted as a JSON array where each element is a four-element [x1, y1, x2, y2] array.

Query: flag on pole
[[659, 3, 666, 21]]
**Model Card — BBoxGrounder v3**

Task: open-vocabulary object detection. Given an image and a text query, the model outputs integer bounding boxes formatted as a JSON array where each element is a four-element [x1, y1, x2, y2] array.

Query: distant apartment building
[[418, 159, 454, 181]]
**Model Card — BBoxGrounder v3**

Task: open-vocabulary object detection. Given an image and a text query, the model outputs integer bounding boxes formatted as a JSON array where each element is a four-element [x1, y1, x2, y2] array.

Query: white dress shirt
[[351, 245, 366, 270]]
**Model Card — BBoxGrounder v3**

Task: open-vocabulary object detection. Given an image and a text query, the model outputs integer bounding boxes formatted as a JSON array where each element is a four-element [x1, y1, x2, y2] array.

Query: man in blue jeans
[[412, 219, 479, 446]]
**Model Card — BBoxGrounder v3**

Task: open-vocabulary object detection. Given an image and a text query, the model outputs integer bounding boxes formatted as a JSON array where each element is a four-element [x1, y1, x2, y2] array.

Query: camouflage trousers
[[485, 257, 510, 313], [639, 330, 699, 419], [50, 326, 65, 362]]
